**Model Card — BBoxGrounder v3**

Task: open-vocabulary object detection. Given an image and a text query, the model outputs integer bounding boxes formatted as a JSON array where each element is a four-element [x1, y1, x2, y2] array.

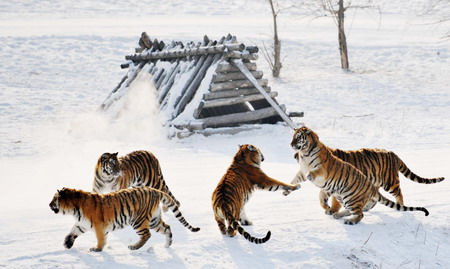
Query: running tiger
[[289, 126, 429, 225], [212, 144, 301, 244], [92, 150, 179, 211], [287, 139, 444, 215], [49, 187, 199, 252]]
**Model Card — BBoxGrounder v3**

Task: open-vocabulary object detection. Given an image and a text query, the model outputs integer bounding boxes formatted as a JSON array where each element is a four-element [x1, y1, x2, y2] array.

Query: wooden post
[[230, 59, 296, 129]]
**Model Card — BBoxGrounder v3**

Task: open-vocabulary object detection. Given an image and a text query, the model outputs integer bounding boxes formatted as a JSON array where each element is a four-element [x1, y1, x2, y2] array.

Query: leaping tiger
[[289, 126, 429, 225]]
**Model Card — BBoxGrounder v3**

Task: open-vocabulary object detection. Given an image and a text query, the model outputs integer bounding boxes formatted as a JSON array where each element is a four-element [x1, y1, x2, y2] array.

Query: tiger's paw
[[344, 219, 357, 225], [63, 234, 77, 249], [324, 209, 335, 215], [128, 244, 142, 250], [283, 190, 292, 196], [291, 184, 301, 191], [89, 247, 103, 252], [332, 213, 343, 219]]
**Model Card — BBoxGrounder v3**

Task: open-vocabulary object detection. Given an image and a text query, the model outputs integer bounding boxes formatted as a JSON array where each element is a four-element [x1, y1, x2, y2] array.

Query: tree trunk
[[270, 0, 282, 77], [338, 0, 349, 70]]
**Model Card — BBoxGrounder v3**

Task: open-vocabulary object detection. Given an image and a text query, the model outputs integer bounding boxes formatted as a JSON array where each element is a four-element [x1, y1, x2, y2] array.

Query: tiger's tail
[[376, 192, 429, 216], [223, 212, 270, 244], [396, 155, 444, 184], [158, 190, 200, 232], [231, 221, 271, 244]]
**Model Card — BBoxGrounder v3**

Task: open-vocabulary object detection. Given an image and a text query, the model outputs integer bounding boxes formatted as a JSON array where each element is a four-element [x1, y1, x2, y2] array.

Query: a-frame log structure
[[101, 33, 303, 134]]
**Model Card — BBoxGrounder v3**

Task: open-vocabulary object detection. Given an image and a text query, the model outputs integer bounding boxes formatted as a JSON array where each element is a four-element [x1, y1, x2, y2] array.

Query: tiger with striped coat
[[92, 150, 180, 211], [287, 139, 444, 215], [289, 126, 429, 225], [49, 187, 199, 252], [212, 144, 301, 244]]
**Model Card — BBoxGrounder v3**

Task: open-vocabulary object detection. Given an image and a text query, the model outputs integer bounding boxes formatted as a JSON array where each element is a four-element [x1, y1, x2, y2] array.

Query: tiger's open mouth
[[50, 204, 59, 214]]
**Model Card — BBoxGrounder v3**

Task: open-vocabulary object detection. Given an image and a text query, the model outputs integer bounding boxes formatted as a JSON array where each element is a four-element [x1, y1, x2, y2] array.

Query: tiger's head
[[97, 152, 121, 178], [233, 144, 264, 167], [291, 126, 319, 152], [49, 188, 83, 214]]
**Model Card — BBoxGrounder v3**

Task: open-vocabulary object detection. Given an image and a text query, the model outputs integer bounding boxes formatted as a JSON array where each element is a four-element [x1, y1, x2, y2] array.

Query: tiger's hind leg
[[388, 184, 404, 205], [226, 225, 237, 237], [332, 209, 351, 219], [214, 212, 227, 235], [239, 207, 252, 226], [363, 199, 377, 212], [129, 219, 151, 250], [152, 220, 172, 248]]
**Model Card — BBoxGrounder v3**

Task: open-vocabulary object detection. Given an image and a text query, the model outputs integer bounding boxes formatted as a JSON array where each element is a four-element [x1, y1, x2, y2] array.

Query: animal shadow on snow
[[223, 227, 275, 268]]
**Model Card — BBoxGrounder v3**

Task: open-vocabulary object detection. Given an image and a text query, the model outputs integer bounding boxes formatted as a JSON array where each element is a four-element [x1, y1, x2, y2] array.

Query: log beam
[[210, 78, 268, 92], [198, 105, 286, 128], [203, 86, 271, 101]]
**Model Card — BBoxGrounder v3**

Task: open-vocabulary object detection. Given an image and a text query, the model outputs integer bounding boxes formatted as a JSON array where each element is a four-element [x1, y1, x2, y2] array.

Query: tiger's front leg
[[283, 170, 305, 196], [257, 176, 301, 193], [64, 223, 87, 249], [90, 224, 108, 252]]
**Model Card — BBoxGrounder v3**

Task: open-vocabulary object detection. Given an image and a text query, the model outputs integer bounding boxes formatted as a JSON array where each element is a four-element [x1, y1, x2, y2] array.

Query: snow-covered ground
[[1, 1, 449, 268]]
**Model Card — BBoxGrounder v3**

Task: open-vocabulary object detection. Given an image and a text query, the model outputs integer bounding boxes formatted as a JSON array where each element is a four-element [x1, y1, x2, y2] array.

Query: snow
[[1, 0, 449, 268]]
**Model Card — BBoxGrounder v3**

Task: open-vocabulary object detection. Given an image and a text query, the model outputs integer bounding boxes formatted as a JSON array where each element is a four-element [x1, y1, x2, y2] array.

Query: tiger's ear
[[237, 144, 242, 148], [113, 152, 118, 157]]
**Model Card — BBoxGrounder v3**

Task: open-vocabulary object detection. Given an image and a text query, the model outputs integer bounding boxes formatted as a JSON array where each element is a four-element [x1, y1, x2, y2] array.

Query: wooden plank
[[126, 43, 245, 62], [203, 86, 271, 100], [216, 61, 257, 72], [230, 59, 297, 129], [173, 38, 226, 118], [202, 92, 278, 108], [210, 79, 268, 92], [212, 70, 263, 83], [199, 105, 285, 128], [225, 51, 258, 61], [172, 40, 214, 114]]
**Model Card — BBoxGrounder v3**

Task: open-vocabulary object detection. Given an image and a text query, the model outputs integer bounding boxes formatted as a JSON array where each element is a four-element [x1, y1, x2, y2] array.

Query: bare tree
[[423, 0, 450, 39], [320, 0, 377, 71], [262, 0, 283, 77]]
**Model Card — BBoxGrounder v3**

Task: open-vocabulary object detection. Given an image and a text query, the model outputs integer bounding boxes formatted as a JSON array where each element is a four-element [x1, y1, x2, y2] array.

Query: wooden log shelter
[[101, 33, 303, 134]]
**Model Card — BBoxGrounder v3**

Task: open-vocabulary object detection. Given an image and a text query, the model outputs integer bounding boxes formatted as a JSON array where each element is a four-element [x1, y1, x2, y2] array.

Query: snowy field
[[1, 0, 450, 268]]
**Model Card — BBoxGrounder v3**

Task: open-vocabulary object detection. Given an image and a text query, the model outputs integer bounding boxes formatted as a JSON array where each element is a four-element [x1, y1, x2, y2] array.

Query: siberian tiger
[[289, 126, 429, 225], [287, 140, 444, 215], [49, 187, 199, 252], [212, 144, 301, 244], [92, 150, 180, 211]]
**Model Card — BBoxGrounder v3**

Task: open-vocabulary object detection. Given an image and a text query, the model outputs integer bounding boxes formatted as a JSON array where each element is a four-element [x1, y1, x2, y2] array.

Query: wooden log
[[212, 70, 263, 83], [199, 105, 286, 128], [125, 43, 245, 62], [202, 92, 278, 109], [230, 59, 296, 129], [245, 46, 259, 54], [171, 40, 214, 115], [215, 61, 257, 73], [210, 78, 268, 92], [158, 62, 182, 103], [225, 51, 258, 61], [174, 40, 226, 118], [203, 86, 271, 101], [289, 112, 304, 118]]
